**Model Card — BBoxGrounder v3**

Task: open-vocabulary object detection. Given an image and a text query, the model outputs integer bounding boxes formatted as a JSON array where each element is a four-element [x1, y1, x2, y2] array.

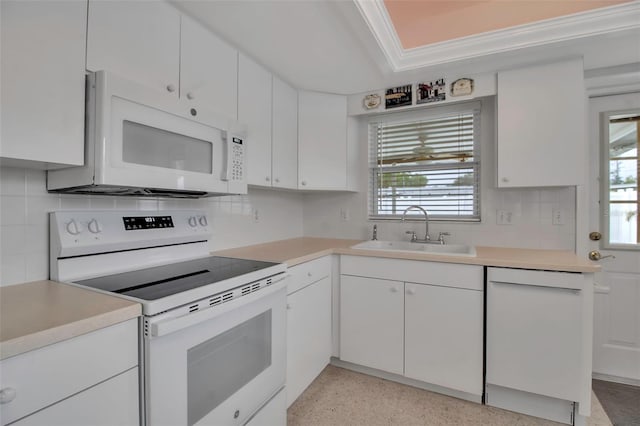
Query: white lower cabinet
[[12, 368, 139, 426], [405, 282, 483, 395], [486, 267, 593, 424], [0, 319, 139, 426], [339, 256, 484, 397], [340, 276, 404, 375], [286, 257, 332, 407]]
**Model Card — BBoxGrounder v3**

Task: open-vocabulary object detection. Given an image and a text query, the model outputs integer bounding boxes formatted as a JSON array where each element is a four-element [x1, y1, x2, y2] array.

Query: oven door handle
[[150, 274, 290, 338]]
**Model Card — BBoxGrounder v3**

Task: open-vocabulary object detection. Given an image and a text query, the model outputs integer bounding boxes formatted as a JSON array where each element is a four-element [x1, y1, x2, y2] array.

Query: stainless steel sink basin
[[351, 240, 476, 257]]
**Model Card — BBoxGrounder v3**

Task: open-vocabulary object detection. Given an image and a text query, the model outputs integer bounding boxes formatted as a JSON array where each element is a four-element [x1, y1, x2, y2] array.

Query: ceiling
[[172, 0, 640, 95], [383, 0, 631, 48]]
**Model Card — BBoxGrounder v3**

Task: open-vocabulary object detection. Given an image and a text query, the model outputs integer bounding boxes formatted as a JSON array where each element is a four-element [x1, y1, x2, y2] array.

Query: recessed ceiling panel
[[384, 0, 633, 48]]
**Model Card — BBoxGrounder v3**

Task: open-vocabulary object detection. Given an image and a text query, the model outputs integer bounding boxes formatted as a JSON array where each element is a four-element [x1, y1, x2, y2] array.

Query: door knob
[[588, 250, 615, 261]]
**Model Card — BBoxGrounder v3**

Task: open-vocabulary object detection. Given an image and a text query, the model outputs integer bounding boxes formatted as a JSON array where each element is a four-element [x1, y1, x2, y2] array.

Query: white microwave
[[48, 71, 246, 197]]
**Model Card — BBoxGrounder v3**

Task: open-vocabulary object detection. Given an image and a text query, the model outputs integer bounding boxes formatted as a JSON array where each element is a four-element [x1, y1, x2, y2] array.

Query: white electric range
[[50, 210, 288, 426]]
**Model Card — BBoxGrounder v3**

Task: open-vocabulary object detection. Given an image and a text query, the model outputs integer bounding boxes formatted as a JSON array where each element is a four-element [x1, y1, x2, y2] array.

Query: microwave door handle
[[221, 131, 230, 182]]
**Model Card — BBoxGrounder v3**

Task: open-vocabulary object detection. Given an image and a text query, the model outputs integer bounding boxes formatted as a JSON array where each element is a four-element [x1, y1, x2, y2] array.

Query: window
[[369, 103, 480, 221], [605, 112, 638, 246]]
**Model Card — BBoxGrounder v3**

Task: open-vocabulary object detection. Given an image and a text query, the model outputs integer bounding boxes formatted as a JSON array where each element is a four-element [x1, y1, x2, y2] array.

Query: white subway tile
[[25, 169, 48, 196], [0, 254, 26, 286], [61, 195, 91, 210], [1, 225, 26, 256], [1, 196, 26, 225], [25, 251, 49, 282], [26, 195, 59, 226], [0, 167, 25, 196]]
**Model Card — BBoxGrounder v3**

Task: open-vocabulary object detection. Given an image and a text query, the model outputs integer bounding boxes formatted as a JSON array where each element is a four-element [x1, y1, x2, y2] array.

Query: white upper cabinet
[[1, 0, 87, 169], [497, 58, 586, 187], [238, 54, 273, 186], [298, 91, 348, 190], [180, 15, 238, 120], [272, 77, 299, 190], [86, 0, 181, 98]]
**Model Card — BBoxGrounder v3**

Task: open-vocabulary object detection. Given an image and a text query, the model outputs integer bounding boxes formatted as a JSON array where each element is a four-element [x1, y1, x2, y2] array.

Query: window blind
[[369, 106, 481, 221]]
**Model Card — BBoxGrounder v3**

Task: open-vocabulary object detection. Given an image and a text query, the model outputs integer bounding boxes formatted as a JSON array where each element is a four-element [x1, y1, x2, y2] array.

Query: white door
[[588, 93, 640, 383]]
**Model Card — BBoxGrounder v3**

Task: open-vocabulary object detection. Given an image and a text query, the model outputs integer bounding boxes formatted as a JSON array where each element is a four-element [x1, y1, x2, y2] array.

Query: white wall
[[0, 167, 304, 286], [303, 97, 577, 250]]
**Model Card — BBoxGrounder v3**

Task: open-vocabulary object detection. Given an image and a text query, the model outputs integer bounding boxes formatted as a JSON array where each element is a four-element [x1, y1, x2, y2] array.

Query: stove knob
[[188, 216, 198, 228], [87, 219, 102, 234], [198, 216, 208, 227], [66, 219, 82, 235]]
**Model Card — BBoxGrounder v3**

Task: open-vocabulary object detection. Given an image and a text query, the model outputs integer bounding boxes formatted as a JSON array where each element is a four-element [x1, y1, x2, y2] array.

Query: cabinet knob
[[501, 177, 509, 183], [307, 272, 312, 277], [390, 286, 399, 293], [166, 84, 176, 93], [275, 178, 280, 183], [266, 177, 271, 182], [0, 388, 16, 404], [301, 181, 307, 186], [286, 303, 292, 310], [406, 288, 416, 295], [186, 92, 195, 100]]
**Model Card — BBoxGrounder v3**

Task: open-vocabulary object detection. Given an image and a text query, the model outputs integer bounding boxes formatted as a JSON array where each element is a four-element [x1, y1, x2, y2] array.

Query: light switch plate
[[497, 210, 513, 225]]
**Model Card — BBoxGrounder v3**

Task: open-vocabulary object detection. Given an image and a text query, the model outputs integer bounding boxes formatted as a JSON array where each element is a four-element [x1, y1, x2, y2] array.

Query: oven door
[[144, 281, 286, 426]]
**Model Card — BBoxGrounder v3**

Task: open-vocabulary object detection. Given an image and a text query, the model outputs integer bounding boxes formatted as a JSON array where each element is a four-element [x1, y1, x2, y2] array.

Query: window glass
[[606, 114, 638, 245], [369, 105, 480, 221]]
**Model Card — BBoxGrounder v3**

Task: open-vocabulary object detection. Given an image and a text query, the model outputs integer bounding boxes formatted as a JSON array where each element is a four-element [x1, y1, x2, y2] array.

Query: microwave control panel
[[230, 137, 244, 181]]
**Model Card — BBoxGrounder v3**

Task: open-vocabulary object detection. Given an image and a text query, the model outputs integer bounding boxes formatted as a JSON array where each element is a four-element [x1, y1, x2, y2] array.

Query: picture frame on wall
[[385, 85, 412, 109], [417, 78, 446, 104]]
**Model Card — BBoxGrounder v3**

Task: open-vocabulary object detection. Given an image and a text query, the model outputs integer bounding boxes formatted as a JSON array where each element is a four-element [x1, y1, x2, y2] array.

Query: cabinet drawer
[[341, 255, 482, 291], [12, 368, 139, 426], [287, 256, 331, 295], [0, 319, 138, 425]]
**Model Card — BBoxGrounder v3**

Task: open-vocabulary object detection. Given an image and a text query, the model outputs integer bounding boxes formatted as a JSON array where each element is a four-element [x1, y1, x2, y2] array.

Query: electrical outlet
[[253, 208, 259, 223], [497, 210, 513, 225], [552, 208, 564, 225]]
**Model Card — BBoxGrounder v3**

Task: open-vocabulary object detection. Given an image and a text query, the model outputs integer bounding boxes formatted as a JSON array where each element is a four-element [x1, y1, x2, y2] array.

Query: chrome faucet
[[372, 224, 378, 241], [401, 205, 430, 242]]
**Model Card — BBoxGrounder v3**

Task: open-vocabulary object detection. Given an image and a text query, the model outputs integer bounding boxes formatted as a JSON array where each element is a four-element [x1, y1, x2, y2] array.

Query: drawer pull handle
[[0, 388, 16, 404]]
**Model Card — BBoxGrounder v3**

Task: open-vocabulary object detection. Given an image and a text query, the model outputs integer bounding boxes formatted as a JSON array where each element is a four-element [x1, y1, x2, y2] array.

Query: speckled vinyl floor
[[287, 365, 613, 426]]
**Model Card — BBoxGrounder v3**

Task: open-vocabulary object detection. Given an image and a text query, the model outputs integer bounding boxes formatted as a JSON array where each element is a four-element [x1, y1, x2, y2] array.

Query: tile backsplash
[[0, 167, 304, 286]]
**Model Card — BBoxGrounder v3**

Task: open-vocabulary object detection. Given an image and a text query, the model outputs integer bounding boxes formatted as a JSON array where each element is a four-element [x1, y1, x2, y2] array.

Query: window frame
[[368, 102, 482, 222], [601, 109, 639, 250]]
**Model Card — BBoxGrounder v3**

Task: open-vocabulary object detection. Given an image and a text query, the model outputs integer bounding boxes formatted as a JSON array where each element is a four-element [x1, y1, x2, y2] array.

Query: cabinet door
[[487, 270, 583, 402], [298, 91, 347, 190], [238, 54, 273, 186], [272, 77, 298, 190], [340, 275, 403, 375], [13, 368, 139, 426], [180, 15, 238, 121], [286, 276, 332, 407], [497, 59, 585, 187], [86, 0, 180, 97], [405, 283, 483, 395], [1, 0, 86, 168]]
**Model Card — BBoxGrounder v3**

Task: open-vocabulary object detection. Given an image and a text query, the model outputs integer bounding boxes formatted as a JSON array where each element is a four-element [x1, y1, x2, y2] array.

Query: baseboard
[[330, 357, 482, 404], [592, 372, 640, 387], [485, 384, 574, 425]]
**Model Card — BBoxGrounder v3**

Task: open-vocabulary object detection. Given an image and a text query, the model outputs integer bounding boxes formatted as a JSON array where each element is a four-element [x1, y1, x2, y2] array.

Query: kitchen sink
[[351, 240, 477, 257]]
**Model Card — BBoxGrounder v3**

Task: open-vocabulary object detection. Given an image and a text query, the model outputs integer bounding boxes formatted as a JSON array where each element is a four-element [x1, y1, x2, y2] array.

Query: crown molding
[[354, 0, 640, 72]]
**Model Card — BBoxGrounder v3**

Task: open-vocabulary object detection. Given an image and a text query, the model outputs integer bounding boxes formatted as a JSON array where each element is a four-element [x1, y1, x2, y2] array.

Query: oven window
[[122, 120, 213, 173], [187, 310, 272, 426]]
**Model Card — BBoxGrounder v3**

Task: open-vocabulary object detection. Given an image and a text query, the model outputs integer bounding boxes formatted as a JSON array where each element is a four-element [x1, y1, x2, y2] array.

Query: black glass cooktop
[[75, 256, 280, 301]]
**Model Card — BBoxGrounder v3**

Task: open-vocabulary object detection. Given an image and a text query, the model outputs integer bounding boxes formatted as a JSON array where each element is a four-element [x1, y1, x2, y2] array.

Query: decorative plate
[[363, 93, 381, 109]]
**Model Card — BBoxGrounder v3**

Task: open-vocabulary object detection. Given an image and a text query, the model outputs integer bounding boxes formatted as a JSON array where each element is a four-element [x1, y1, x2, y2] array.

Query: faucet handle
[[437, 232, 450, 243], [405, 231, 417, 242]]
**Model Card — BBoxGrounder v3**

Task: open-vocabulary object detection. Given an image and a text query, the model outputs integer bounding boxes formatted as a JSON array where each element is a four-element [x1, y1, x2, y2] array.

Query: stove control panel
[[50, 210, 212, 260]]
